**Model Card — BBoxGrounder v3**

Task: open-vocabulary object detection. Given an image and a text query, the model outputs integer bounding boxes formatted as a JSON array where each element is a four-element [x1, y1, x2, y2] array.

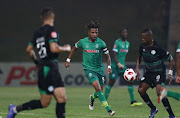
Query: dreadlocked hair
[[86, 21, 100, 30]]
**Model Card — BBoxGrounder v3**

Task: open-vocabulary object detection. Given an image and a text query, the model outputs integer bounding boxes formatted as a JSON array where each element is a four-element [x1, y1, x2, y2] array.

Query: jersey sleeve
[[112, 41, 119, 52], [48, 27, 59, 44], [75, 39, 83, 48], [176, 43, 180, 52], [102, 41, 109, 54], [159, 47, 172, 61]]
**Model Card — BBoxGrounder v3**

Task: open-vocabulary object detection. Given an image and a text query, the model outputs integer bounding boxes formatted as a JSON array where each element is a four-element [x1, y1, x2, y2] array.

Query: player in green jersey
[[104, 28, 143, 107], [65, 21, 115, 116], [176, 42, 180, 83]]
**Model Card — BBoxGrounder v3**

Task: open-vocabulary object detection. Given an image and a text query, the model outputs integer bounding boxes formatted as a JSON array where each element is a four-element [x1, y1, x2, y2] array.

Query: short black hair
[[41, 7, 54, 20], [86, 21, 100, 30], [142, 28, 152, 34], [119, 27, 127, 33]]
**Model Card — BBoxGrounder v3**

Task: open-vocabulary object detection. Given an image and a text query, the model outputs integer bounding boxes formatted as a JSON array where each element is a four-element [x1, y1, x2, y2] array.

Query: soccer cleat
[[169, 114, 176, 118], [149, 108, 158, 118], [130, 101, 143, 107], [89, 95, 94, 110], [108, 110, 115, 116], [7, 104, 16, 118], [158, 87, 167, 103]]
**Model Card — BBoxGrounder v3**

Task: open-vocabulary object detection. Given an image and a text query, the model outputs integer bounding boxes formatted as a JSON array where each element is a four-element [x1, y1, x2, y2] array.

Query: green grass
[[0, 86, 180, 118]]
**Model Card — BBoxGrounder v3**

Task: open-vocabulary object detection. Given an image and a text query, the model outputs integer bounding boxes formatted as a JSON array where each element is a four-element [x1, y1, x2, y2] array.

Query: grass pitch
[[0, 86, 179, 118]]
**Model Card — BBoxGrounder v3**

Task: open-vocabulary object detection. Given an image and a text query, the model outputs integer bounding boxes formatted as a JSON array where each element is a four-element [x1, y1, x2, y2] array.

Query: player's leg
[[160, 83, 180, 101], [104, 79, 116, 100], [138, 81, 158, 118], [7, 93, 52, 118], [92, 80, 115, 116], [156, 84, 176, 117], [104, 66, 118, 100], [54, 87, 67, 118]]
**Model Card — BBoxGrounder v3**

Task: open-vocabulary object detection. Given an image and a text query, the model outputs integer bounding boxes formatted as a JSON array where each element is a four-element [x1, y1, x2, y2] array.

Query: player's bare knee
[[57, 95, 67, 103], [138, 87, 145, 95], [41, 101, 51, 108]]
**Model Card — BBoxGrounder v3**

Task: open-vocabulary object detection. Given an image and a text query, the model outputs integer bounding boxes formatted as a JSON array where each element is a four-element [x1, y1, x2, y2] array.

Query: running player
[[104, 28, 143, 106], [176, 42, 180, 83], [136, 29, 176, 118], [7, 7, 71, 118], [65, 21, 115, 116]]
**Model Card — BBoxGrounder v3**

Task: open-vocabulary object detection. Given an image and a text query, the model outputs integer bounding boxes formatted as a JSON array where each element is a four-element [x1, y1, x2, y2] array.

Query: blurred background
[[0, 0, 180, 86]]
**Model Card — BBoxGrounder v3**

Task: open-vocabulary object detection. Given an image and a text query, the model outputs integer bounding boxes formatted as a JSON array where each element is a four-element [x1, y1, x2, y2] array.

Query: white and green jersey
[[112, 38, 130, 66], [75, 37, 108, 71], [176, 43, 180, 52]]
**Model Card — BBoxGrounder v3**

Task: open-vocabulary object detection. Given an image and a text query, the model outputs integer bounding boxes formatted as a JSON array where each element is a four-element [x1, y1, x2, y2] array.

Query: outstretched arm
[[50, 42, 71, 53], [65, 46, 78, 69]]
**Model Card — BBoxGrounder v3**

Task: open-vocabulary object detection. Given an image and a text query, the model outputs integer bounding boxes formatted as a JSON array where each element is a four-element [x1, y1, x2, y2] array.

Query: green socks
[[96, 91, 111, 111], [104, 85, 112, 100], [128, 85, 135, 102], [91, 92, 98, 101], [167, 91, 180, 101]]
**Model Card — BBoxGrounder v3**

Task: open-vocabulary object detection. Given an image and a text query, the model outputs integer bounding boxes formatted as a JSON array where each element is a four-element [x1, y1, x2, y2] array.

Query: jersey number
[[37, 42, 47, 58]]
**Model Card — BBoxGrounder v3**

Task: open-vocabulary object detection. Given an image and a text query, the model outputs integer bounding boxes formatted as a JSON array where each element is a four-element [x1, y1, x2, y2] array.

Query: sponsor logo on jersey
[[151, 50, 156, 55], [120, 49, 128, 52], [85, 49, 99, 53], [51, 31, 57, 38], [95, 44, 99, 48]]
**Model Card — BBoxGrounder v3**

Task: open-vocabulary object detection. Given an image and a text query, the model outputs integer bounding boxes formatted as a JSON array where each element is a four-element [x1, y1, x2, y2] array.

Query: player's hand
[[107, 68, 112, 74], [64, 44, 71, 52], [135, 69, 140, 80], [168, 74, 172, 85], [175, 76, 180, 84], [65, 61, 70, 69], [117, 63, 124, 70]]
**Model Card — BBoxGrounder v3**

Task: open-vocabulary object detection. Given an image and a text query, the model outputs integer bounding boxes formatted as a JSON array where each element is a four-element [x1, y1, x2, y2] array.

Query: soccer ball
[[123, 68, 136, 82]]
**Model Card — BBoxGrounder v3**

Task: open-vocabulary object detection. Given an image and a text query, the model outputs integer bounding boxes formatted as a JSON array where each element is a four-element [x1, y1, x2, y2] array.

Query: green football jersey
[[177, 43, 180, 52], [112, 38, 130, 66], [75, 37, 107, 71]]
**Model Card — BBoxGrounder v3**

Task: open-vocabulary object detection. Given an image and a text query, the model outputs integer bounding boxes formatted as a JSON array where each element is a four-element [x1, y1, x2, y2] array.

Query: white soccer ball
[[123, 68, 137, 82]]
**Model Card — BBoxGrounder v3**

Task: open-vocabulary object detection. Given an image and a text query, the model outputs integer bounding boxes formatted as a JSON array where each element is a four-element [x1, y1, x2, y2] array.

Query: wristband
[[108, 65, 111, 69], [66, 58, 71, 62], [168, 70, 173, 75]]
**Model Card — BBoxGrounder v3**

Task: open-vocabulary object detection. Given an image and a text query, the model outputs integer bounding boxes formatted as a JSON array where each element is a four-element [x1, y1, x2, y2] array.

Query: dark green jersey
[[75, 37, 108, 71], [112, 38, 130, 66], [139, 41, 172, 72], [176, 43, 180, 52]]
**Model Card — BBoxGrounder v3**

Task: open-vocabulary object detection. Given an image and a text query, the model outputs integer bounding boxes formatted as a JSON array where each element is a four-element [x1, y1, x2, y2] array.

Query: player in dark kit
[[7, 7, 71, 118], [135, 29, 176, 118]]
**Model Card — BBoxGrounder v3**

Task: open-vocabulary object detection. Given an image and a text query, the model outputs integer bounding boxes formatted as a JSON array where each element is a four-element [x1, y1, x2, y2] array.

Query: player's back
[[32, 25, 59, 61]]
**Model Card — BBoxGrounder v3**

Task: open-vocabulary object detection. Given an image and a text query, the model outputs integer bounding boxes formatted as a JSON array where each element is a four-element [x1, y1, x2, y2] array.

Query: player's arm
[[103, 47, 112, 74], [113, 51, 124, 69], [26, 44, 38, 66], [65, 46, 78, 69], [135, 55, 142, 80], [176, 52, 180, 83], [167, 56, 173, 85], [50, 42, 71, 53]]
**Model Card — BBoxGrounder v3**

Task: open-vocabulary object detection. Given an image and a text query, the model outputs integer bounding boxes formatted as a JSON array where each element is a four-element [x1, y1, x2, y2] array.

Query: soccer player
[[136, 29, 176, 118], [65, 21, 115, 116], [176, 42, 180, 83], [7, 7, 71, 118], [104, 28, 143, 106]]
